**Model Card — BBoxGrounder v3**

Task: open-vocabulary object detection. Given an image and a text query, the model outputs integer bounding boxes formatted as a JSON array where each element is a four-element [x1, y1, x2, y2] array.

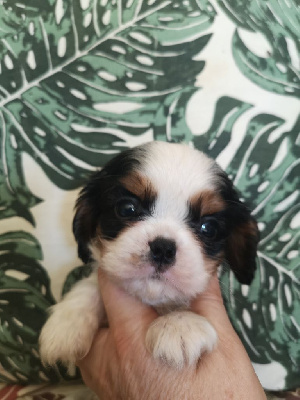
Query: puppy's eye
[[200, 220, 219, 239], [115, 199, 139, 219]]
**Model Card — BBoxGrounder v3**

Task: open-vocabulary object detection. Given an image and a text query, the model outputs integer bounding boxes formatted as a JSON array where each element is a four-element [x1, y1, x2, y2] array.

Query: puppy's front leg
[[39, 270, 104, 367], [146, 311, 217, 368]]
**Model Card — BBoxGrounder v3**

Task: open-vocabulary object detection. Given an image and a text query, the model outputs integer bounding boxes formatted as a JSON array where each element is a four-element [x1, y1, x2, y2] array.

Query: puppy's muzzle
[[149, 237, 176, 272]]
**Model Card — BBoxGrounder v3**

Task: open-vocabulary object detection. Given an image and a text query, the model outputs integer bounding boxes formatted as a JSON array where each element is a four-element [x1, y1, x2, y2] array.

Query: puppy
[[39, 141, 259, 369]]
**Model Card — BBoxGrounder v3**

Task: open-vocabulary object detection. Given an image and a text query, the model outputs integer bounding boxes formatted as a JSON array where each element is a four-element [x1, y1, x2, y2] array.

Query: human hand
[[77, 271, 266, 400]]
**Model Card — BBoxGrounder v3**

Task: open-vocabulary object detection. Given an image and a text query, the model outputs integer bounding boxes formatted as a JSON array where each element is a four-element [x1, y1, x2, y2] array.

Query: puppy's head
[[73, 142, 259, 306]]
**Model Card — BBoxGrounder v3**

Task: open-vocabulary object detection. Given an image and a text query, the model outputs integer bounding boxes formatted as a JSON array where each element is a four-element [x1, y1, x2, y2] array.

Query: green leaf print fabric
[[0, 0, 299, 390]]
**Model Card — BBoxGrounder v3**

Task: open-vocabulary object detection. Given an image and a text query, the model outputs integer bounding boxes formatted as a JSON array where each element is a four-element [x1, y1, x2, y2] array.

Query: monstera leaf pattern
[[0, 0, 299, 390], [0, 0, 215, 222], [196, 99, 300, 389], [0, 231, 73, 383], [217, 0, 300, 97]]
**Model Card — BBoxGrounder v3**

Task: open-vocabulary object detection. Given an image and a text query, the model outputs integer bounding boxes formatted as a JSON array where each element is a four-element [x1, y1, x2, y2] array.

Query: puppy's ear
[[73, 171, 106, 264], [225, 214, 259, 285], [72, 148, 141, 263], [219, 172, 259, 285], [73, 193, 93, 264]]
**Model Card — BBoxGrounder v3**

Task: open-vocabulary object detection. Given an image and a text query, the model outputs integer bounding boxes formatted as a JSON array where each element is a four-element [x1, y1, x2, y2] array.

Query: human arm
[[77, 272, 266, 400]]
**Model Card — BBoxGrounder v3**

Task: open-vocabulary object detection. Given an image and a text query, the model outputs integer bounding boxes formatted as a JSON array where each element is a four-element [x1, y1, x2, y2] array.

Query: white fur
[[146, 311, 217, 368], [39, 272, 103, 367], [93, 217, 210, 307], [139, 142, 219, 220], [39, 143, 220, 369]]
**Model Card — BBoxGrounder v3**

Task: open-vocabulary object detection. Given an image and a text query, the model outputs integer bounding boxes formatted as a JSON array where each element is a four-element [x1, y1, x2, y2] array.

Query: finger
[[98, 270, 157, 332], [76, 328, 109, 392], [76, 327, 108, 369], [191, 274, 229, 323]]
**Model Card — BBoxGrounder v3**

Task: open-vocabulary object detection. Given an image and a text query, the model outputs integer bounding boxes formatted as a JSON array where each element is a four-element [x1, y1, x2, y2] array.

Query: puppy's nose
[[149, 237, 176, 271]]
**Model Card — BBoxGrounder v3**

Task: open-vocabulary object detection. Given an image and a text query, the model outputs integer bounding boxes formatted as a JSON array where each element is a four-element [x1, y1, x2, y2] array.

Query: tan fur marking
[[226, 219, 259, 265], [190, 191, 226, 273], [120, 172, 156, 200], [190, 190, 226, 217], [239, 219, 259, 237]]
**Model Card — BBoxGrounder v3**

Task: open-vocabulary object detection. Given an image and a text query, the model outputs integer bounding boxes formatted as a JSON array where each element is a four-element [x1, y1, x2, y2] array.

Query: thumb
[[191, 274, 232, 329], [98, 269, 157, 333]]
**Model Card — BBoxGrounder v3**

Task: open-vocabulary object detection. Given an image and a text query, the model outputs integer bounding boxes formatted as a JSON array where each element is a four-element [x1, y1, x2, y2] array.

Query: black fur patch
[[187, 208, 228, 258], [187, 170, 259, 285], [73, 147, 155, 263], [217, 171, 259, 285]]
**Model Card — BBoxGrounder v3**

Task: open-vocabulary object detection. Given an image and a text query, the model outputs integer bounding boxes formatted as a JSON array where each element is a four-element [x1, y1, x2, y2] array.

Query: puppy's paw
[[39, 272, 103, 367], [39, 303, 99, 366], [145, 311, 217, 369]]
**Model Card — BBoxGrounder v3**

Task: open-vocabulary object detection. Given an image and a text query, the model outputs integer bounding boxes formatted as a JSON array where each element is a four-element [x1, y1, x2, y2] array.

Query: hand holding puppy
[[77, 271, 266, 400]]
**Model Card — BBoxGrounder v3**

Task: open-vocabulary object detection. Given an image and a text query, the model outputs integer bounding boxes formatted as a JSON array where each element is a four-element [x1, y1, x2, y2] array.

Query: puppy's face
[[73, 142, 259, 306]]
